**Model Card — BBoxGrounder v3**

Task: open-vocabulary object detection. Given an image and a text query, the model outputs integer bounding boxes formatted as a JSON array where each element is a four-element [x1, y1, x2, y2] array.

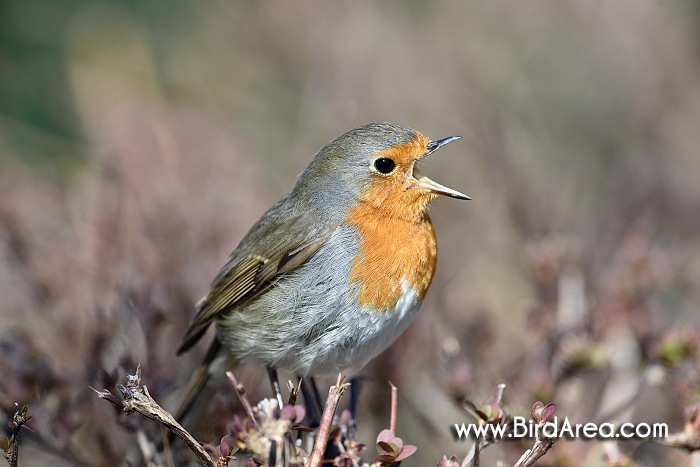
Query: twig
[[656, 435, 700, 451], [656, 417, 700, 453], [513, 437, 555, 467], [513, 399, 557, 466], [267, 367, 285, 410], [466, 383, 509, 467], [495, 383, 506, 405], [287, 379, 302, 406], [389, 382, 398, 434], [308, 374, 348, 467], [3, 404, 32, 467], [226, 371, 257, 425], [92, 366, 215, 467], [657, 405, 700, 451]]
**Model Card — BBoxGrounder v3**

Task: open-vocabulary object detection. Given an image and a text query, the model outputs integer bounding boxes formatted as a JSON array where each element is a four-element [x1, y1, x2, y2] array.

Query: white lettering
[[454, 423, 470, 439], [558, 417, 574, 438], [454, 418, 668, 441], [598, 422, 615, 438], [512, 417, 529, 438], [542, 417, 558, 438], [582, 423, 597, 438]]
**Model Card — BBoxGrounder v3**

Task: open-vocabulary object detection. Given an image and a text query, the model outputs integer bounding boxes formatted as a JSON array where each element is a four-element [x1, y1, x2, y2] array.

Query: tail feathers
[[174, 340, 238, 434]]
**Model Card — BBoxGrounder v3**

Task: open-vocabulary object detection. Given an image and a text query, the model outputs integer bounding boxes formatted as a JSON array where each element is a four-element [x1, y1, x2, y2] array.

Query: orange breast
[[344, 202, 437, 311]]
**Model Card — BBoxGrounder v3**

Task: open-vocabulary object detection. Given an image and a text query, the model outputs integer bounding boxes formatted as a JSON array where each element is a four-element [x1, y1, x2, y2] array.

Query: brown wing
[[176, 235, 328, 355]]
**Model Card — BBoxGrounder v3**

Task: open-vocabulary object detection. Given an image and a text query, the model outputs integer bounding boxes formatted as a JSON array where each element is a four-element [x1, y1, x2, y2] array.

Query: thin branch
[[658, 408, 700, 451], [495, 383, 506, 405], [226, 371, 257, 425], [656, 432, 700, 451], [513, 437, 555, 467], [472, 437, 481, 467], [93, 366, 215, 467], [309, 374, 348, 467], [388, 382, 398, 434], [287, 379, 301, 406], [3, 404, 32, 467], [466, 383, 509, 467]]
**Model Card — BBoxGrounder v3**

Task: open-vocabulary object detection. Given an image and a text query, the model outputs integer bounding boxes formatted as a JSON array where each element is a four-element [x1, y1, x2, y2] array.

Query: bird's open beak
[[414, 136, 470, 200]]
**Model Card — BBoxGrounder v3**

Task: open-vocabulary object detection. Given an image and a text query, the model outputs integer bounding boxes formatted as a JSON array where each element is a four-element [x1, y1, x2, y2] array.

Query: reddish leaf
[[376, 429, 395, 444], [395, 444, 417, 461]]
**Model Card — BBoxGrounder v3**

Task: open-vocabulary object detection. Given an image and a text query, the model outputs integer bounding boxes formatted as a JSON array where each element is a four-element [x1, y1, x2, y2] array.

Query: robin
[[174, 122, 468, 425]]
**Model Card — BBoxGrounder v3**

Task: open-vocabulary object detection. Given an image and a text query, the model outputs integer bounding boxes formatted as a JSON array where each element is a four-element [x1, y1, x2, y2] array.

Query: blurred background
[[1, 1, 700, 465]]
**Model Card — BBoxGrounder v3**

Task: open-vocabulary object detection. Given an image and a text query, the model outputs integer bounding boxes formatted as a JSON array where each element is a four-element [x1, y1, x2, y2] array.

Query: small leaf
[[542, 403, 556, 422], [377, 441, 397, 457], [202, 443, 219, 458], [532, 401, 556, 423], [293, 404, 306, 421], [376, 429, 394, 444], [437, 455, 463, 467], [531, 401, 544, 421], [291, 423, 314, 432], [220, 435, 234, 456], [394, 444, 417, 461], [464, 400, 488, 421], [340, 408, 352, 425], [280, 405, 296, 421]]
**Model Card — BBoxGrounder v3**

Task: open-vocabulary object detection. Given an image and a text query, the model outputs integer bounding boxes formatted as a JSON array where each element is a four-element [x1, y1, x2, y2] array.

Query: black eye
[[374, 157, 396, 174]]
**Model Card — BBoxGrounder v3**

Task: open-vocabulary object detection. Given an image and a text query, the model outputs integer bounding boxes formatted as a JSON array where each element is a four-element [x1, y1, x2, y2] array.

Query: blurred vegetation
[[1, 1, 700, 465]]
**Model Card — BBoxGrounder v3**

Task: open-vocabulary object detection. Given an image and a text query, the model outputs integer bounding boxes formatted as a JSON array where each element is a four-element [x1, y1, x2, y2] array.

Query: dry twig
[[657, 410, 700, 452], [2, 404, 32, 467], [388, 382, 397, 434], [226, 371, 257, 425], [92, 366, 215, 467], [287, 379, 301, 406], [513, 437, 556, 467], [513, 401, 557, 467], [308, 374, 348, 467]]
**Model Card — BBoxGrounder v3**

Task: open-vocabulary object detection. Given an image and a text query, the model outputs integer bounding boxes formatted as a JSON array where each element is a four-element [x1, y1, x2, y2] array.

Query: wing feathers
[[176, 230, 331, 355]]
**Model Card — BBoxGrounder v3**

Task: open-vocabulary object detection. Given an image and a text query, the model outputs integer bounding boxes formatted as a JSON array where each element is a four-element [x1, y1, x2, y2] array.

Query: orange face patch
[[344, 133, 439, 311], [375, 132, 430, 168]]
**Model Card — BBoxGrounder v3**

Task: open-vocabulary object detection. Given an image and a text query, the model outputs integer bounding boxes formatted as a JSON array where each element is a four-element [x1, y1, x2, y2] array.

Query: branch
[[287, 379, 301, 406], [656, 404, 700, 452], [226, 371, 257, 425], [513, 401, 558, 466], [388, 382, 397, 434], [308, 374, 348, 467], [92, 366, 215, 467], [657, 431, 700, 451], [2, 404, 32, 467], [513, 437, 555, 467]]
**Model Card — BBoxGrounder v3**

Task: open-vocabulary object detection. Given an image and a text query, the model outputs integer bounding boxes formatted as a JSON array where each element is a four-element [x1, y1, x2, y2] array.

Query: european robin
[[175, 122, 468, 424]]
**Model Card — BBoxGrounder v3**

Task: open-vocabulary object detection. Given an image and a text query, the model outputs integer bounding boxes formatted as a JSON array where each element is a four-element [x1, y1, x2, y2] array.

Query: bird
[[174, 122, 468, 427]]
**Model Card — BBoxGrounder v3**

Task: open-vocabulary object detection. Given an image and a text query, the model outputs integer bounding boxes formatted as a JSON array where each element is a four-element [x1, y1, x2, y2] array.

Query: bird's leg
[[298, 376, 323, 428], [346, 375, 361, 440], [309, 376, 323, 413], [266, 366, 284, 409]]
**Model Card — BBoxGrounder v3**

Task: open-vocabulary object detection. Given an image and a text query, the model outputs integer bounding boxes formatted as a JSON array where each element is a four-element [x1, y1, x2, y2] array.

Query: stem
[[389, 382, 398, 434], [226, 371, 257, 425], [308, 374, 347, 467]]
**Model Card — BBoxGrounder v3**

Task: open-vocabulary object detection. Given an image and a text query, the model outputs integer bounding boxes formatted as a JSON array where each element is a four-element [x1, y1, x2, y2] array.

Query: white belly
[[218, 225, 425, 376], [307, 281, 421, 375]]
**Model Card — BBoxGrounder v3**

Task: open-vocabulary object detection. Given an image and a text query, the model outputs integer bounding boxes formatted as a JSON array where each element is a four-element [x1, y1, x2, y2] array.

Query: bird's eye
[[374, 157, 396, 174]]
